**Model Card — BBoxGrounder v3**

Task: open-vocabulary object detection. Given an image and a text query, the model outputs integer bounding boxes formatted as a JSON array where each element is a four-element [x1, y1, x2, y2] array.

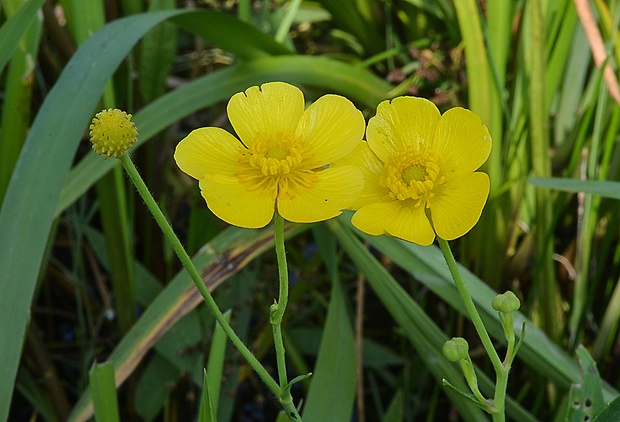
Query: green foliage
[[2, 0, 620, 420], [566, 346, 605, 422]]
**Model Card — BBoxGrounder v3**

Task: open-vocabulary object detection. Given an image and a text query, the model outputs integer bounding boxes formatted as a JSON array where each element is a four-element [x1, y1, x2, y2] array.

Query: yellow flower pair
[[174, 82, 492, 246]]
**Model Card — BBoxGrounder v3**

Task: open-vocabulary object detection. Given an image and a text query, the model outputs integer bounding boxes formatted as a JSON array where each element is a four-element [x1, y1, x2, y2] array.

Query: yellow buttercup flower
[[89, 108, 138, 158], [174, 82, 365, 228], [346, 96, 491, 246]]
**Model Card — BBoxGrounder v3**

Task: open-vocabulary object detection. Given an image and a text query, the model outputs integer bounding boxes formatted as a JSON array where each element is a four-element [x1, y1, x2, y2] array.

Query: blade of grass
[[274, 0, 302, 43], [568, 84, 610, 346], [198, 370, 216, 422], [0, 0, 43, 74], [89, 362, 120, 422], [204, 310, 231, 417], [314, 0, 384, 55], [0, 0, 42, 204], [529, 178, 620, 199], [139, 0, 177, 102], [454, 0, 506, 284], [526, 0, 563, 339]]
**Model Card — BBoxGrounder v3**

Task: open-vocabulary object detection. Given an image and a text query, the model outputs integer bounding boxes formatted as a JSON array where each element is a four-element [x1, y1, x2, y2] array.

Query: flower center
[[237, 134, 317, 199], [380, 149, 445, 206], [402, 164, 426, 184]]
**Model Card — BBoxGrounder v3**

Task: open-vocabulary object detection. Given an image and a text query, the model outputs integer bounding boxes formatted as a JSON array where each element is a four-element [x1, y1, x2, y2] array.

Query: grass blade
[[0, 0, 43, 203], [0, 0, 43, 74], [302, 254, 356, 421], [204, 310, 231, 417], [529, 177, 620, 199], [89, 362, 120, 422]]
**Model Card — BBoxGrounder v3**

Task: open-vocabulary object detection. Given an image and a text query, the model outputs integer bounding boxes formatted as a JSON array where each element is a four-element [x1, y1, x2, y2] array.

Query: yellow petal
[[295, 94, 365, 163], [430, 172, 490, 240], [431, 107, 492, 176], [174, 127, 241, 180], [351, 200, 435, 246], [367, 97, 441, 162], [227, 82, 305, 148], [199, 175, 276, 228], [277, 165, 363, 223], [336, 142, 386, 209]]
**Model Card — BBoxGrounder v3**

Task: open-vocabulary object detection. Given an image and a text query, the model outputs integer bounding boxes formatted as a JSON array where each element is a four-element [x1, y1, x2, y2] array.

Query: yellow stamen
[[237, 135, 318, 199], [381, 148, 445, 206]]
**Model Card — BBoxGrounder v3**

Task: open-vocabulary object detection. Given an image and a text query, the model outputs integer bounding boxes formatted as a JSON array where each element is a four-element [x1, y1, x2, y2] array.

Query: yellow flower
[[89, 108, 138, 158], [346, 96, 491, 246], [174, 82, 365, 228]]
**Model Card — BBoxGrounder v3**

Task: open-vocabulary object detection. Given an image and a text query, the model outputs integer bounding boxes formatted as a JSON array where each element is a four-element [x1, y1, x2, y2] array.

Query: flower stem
[[268, 213, 302, 419], [119, 155, 282, 399], [437, 238, 506, 421], [271, 214, 294, 393]]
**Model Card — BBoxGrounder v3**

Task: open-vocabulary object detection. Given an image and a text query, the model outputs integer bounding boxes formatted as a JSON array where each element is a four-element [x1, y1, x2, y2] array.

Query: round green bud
[[492, 291, 521, 313], [442, 337, 469, 362]]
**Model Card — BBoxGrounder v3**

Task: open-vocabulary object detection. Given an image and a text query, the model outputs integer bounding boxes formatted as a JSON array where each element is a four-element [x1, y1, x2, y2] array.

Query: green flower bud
[[492, 291, 521, 313], [443, 337, 469, 362]]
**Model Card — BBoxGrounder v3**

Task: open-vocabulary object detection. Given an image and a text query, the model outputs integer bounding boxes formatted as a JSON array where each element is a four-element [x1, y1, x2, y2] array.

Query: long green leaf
[[303, 248, 356, 421], [0, 0, 44, 74], [89, 362, 120, 422], [594, 396, 620, 422], [205, 310, 231, 417], [0, 0, 43, 203], [530, 177, 620, 200]]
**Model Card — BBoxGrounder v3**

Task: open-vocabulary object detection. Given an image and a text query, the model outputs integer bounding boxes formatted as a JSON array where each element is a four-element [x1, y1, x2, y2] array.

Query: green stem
[[269, 212, 300, 416], [271, 214, 291, 386], [119, 155, 280, 396], [437, 238, 506, 421]]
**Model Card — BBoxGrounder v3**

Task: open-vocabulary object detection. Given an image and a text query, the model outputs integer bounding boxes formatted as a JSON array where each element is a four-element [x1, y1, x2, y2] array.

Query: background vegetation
[[2, 0, 620, 420]]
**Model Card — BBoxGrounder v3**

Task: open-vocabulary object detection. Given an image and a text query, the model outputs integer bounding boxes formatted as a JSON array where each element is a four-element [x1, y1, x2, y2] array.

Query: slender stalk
[[119, 155, 280, 395], [438, 238, 506, 421], [271, 213, 303, 420], [271, 214, 290, 386]]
